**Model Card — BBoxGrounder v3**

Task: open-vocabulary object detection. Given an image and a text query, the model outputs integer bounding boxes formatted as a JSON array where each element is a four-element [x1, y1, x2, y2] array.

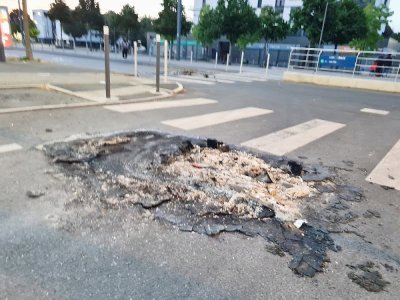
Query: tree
[[259, 6, 289, 62], [117, 4, 139, 42], [48, 0, 71, 44], [138, 16, 155, 48], [154, 0, 192, 46], [9, 9, 39, 39], [74, 0, 104, 49], [290, 0, 338, 47], [22, 0, 33, 60], [192, 5, 221, 47], [215, 0, 260, 57], [63, 9, 87, 44], [331, 0, 367, 47], [350, 3, 393, 50]]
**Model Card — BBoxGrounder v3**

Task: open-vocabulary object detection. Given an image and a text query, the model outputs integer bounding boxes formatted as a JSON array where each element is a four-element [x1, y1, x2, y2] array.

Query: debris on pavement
[[26, 190, 45, 199], [40, 130, 364, 277], [347, 261, 390, 292]]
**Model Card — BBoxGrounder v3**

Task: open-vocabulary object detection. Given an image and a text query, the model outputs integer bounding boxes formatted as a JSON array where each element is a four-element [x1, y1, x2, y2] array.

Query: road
[[1, 50, 400, 299]]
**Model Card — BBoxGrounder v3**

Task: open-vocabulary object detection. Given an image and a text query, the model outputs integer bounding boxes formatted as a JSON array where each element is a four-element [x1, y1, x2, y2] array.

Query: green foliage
[[9, 9, 39, 39], [75, 0, 104, 32], [192, 5, 220, 46], [259, 6, 289, 43], [332, 0, 367, 46], [349, 3, 393, 50], [117, 4, 139, 41], [290, 0, 338, 46], [215, 0, 260, 47], [154, 0, 192, 43], [138, 16, 154, 47], [237, 32, 260, 50], [48, 0, 71, 25], [63, 9, 87, 40]]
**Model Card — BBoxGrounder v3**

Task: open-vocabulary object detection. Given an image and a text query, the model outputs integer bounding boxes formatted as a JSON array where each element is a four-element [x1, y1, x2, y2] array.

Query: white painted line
[[104, 98, 217, 113], [0, 143, 23, 154], [366, 139, 400, 190], [162, 107, 273, 130], [168, 76, 215, 85], [215, 75, 253, 83], [241, 119, 346, 156], [361, 108, 390, 116]]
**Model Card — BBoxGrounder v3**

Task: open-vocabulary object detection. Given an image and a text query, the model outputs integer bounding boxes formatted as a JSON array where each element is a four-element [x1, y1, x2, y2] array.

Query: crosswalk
[[167, 74, 263, 86], [103, 98, 399, 191], [0, 98, 398, 191]]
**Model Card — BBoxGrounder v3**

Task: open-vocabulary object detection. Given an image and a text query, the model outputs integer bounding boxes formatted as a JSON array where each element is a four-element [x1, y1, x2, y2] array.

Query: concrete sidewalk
[[0, 62, 182, 114]]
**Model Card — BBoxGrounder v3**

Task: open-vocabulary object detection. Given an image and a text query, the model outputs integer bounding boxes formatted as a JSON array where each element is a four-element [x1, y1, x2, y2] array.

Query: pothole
[[40, 130, 365, 278]]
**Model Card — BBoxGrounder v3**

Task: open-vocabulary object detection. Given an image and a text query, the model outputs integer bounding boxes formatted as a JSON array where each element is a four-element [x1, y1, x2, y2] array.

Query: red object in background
[[0, 6, 13, 48]]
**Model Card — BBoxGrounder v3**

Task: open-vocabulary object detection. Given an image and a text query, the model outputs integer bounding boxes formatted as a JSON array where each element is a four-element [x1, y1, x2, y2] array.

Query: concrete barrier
[[283, 71, 400, 94]]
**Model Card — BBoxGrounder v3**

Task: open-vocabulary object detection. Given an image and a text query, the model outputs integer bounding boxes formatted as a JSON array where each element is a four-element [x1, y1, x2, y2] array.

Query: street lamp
[[176, 0, 182, 61], [318, 2, 329, 48]]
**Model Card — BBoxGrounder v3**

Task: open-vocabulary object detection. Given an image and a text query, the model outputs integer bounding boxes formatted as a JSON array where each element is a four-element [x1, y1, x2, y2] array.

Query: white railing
[[288, 47, 400, 82]]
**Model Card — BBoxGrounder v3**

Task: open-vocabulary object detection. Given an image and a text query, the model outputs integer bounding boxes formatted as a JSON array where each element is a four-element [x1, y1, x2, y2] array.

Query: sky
[[0, 0, 195, 20], [0, 0, 399, 31]]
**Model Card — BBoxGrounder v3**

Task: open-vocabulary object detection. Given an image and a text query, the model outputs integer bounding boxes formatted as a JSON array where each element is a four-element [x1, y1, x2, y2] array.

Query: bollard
[[156, 34, 161, 92], [103, 26, 111, 98], [239, 51, 244, 74], [225, 53, 230, 71], [215, 52, 218, 68], [265, 53, 270, 80], [133, 41, 138, 77], [190, 51, 193, 64], [164, 40, 168, 83]]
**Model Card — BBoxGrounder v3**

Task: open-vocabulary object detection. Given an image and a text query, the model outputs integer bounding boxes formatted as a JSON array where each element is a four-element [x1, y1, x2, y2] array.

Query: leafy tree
[[154, 0, 192, 45], [75, 0, 104, 32], [331, 0, 367, 47], [350, 3, 393, 50], [138, 16, 155, 47], [215, 0, 260, 55], [117, 4, 139, 41], [393, 32, 400, 43], [259, 6, 288, 61], [9, 9, 39, 39], [192, 5, 221, 47], [48, 0, 71, 43], [63, 9, 87, 43], [290, 0, 338, 47]]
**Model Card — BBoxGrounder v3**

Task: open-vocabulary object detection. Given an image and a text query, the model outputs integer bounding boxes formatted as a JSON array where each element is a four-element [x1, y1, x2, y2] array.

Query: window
[[258, 0, 262, 8]]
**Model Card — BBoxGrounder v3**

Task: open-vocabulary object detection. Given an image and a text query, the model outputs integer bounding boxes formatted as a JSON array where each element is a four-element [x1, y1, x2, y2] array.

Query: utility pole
[[176, 0, 182, 61], [22, 0, 33, 60], [318, 2, 328, 49]]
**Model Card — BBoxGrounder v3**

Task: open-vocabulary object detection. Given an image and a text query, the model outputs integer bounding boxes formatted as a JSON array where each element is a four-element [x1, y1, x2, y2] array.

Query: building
[[32, 9, 53, 43]]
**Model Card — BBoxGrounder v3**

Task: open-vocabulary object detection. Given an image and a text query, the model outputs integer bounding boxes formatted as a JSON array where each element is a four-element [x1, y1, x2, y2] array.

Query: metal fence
[[288, 47, 400, 82]]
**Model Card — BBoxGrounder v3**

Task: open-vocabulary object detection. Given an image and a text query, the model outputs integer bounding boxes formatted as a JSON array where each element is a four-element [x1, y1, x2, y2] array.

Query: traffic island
[[38, 131, 389, 284]]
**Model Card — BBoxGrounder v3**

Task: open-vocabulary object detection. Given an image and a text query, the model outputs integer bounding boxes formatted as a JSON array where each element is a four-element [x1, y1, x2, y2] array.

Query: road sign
[[319, 55, 357, 70]]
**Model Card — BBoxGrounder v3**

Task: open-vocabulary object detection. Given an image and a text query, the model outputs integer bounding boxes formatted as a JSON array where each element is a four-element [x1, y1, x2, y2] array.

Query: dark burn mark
[[347, 262, 390, 292], [41, 131, 365, 278]]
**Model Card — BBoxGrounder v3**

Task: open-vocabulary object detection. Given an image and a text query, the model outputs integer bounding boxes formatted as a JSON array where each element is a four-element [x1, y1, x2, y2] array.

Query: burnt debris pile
[[42, 130, 343, 277]]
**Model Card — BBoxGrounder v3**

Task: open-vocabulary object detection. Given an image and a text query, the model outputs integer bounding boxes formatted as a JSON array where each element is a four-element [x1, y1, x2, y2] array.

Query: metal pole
[[156, 34, 161, 92], [177, 0, 182, 61], [225, 53, 230, 71], [164, 40, 168, 82], [215, 52, 218, 68], [190, 51, 193, 64], [0, 23, 5, 63], [17, 0, 24, 45], [265, 53, 270, 79], [133, 41, 138, 77], [104, 26, 111, 99], [318, 2, 328, 49], [239, 51, 244, 74]]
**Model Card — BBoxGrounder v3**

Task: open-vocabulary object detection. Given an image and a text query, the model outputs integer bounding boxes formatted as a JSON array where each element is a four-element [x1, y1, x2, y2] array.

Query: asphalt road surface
[[1, 54, 399, 299]]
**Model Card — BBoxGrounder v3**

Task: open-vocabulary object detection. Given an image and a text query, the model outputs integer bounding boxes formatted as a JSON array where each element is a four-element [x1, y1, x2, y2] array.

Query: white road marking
[[168, 76, 216, 85], [0, 143, 23, 154], [361, 108, 390, 116], [366, 139, 400, 190], [104, 98, 217, 113], [162, 107, 273, 130], [241, 119, 346, 156]]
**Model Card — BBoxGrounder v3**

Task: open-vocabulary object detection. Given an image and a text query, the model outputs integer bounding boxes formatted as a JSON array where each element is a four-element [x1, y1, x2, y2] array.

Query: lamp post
[[318, 2, 328, 48], [176, 0, 182, 61]]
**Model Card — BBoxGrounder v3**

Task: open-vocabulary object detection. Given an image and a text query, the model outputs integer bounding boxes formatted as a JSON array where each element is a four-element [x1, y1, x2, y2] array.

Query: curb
[[0, 82, 185, 115]]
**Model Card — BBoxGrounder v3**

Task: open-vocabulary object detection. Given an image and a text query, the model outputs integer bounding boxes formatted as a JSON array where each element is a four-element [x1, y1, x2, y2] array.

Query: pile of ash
[[41, 130, 347, 277]]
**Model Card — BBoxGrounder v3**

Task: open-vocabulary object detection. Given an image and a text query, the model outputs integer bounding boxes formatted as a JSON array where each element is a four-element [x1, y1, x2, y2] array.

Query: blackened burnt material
[[42, 130, 341, 277]]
